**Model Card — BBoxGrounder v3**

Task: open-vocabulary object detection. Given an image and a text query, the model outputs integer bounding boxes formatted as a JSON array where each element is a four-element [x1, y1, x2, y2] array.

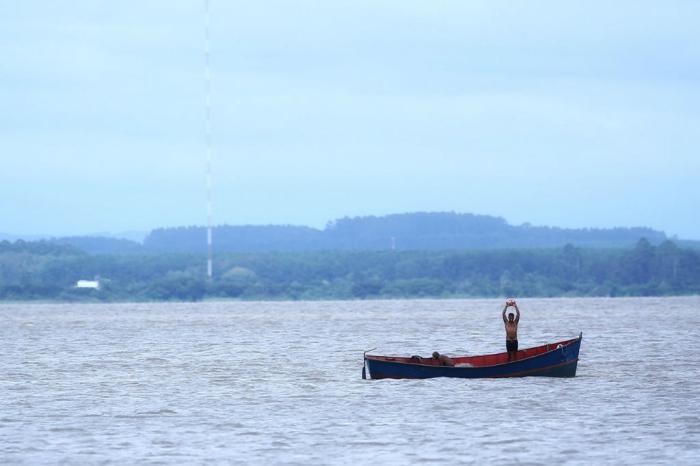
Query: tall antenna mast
[[204, 0, 213, 279]]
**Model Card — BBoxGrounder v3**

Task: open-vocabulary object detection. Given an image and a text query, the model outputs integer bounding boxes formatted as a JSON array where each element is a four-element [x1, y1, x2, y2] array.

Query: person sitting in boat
[[431, 351, 455, 367], [502, 298, 521, 361]]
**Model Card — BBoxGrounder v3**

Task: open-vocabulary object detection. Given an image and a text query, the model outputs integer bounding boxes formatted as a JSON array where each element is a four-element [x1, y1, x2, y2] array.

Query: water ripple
[[1, 297, 699, 464]]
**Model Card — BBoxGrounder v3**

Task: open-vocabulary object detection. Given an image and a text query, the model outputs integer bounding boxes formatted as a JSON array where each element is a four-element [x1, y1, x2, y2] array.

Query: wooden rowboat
[[363, 333, 582, 379]]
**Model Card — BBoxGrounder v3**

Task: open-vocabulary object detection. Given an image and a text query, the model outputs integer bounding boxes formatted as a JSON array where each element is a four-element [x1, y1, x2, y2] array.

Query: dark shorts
[[506, 339, 518, 352]]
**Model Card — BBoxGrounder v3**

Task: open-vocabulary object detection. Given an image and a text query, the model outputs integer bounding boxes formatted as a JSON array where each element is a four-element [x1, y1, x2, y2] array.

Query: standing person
[[502, 298, 521, 361]]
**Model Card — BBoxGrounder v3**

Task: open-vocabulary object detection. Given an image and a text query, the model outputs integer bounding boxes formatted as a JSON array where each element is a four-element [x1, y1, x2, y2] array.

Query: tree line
[[1, 238, 699, 302]]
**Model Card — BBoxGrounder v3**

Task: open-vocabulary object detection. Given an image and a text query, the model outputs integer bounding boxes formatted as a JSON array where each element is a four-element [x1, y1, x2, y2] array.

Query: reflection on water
[[2, 297, 700, 464]]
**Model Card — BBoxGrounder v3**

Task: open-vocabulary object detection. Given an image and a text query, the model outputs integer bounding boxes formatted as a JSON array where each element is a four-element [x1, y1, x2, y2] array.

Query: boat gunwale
[[365, 334, 582, 370]]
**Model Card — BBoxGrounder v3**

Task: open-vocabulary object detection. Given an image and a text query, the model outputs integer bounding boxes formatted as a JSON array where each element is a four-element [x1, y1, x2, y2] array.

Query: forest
[[1, 238, 698, 302]]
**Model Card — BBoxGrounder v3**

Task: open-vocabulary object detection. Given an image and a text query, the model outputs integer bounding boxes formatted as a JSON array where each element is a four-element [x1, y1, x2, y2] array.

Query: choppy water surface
[[2, 297, 700, 464]]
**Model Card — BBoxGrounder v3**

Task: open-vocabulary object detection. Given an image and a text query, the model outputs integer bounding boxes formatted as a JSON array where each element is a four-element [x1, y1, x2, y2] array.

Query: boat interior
[[366, 336, 580, 367]]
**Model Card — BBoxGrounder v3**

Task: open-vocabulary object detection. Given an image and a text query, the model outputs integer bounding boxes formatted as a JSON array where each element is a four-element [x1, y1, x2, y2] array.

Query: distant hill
[[677, 239, 700, 250], [38, 212, 670, 254], [141, 212, 668, 253], [0, 239, 83, 255], [0, 232, 47, 242], [144, 225, 323, 253], [49, 236, 144, 255]]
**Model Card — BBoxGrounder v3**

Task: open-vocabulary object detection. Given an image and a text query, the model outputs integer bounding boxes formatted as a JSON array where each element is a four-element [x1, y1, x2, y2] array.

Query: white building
[[75, 280, 100, 289]]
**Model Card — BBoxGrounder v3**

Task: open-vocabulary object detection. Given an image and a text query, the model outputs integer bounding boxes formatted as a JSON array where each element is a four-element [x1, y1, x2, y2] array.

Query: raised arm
[[502, 304, 508, 323], [514, 304, 520, 323]]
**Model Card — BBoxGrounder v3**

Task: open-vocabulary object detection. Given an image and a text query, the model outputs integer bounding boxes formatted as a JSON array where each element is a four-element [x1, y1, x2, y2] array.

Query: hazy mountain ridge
[[143, 212, 668, 254], [50, 236, 144, 255], [17, 212, 673, 255]]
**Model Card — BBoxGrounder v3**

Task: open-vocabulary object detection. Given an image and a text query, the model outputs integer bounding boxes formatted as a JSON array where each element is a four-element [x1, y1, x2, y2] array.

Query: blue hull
[[364, 334, 582, 379]]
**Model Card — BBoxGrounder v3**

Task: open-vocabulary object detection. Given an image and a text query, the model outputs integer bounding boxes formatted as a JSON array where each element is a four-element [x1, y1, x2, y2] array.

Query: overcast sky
[[2, 1, 699, 238]]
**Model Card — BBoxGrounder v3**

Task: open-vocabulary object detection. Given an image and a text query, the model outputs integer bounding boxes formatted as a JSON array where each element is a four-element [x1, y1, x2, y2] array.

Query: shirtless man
[[502, 298, 521, 361]]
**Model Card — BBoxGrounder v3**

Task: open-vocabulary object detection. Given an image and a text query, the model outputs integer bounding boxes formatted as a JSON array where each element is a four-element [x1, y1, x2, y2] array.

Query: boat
[[362, 333, 582, 379]]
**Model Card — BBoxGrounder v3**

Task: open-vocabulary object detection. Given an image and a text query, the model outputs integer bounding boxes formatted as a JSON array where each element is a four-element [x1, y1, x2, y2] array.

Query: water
[[2, 297, 699, 465]]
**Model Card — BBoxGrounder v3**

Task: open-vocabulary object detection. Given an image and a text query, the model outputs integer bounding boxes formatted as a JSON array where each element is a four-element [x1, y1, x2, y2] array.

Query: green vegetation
[[1, 238, 699, 302]]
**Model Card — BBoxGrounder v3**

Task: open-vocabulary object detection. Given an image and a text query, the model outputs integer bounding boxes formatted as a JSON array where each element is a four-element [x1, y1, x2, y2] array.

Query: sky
[[1, 1, 699, 238]]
